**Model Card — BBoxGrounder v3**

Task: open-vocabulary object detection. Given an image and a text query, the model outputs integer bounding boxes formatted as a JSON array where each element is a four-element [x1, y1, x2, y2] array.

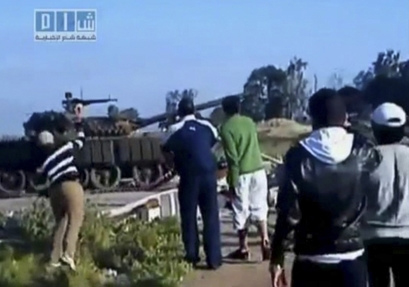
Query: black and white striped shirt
[[39, 132, 85, 185]]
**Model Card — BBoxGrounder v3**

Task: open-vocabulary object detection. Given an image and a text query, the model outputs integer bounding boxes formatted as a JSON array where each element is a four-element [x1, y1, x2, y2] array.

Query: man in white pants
[[220, 95, 269, 260]]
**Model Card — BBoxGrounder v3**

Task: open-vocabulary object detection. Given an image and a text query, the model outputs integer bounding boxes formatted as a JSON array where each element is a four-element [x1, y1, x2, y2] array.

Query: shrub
[[0, 198, 191, 287]]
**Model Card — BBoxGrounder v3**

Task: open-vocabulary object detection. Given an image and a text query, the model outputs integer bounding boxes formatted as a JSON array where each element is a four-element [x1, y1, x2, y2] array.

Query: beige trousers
[[49, 180, 85, 263]]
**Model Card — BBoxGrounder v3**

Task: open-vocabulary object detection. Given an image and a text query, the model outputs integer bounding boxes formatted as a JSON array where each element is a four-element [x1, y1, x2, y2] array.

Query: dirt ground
[[183, 255, 294, 287], [183, 213, 395, 287], [183, 261, 273, 287], [182, 211, 294, 287]]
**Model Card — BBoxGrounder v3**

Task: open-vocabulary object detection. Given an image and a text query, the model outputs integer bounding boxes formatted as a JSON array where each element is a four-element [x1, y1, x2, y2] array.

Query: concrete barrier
[[104, 178, 230, 220], [104, 188, 218, 221], [105, 185, 279, 222], [104, 188, 180, 220], [104, 188, 207, 221]]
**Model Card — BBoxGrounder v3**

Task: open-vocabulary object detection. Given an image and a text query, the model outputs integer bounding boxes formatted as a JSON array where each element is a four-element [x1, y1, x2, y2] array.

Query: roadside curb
[[104, 188, 180, 220], [104, 187, 233, 222]]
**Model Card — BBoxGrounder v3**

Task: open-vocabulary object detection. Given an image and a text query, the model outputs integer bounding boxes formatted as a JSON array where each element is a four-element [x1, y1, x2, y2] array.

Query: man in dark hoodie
[[269, 88, 381, 287]]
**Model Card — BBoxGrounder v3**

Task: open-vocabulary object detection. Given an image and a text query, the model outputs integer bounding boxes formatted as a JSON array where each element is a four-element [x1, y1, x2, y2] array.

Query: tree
[[241, 57, 311, 122], [165, 90, 179, 115], [281, 57, 310, 119], [161, 88, 198, 128], [242, 65, 287, 121], [354, 50, 409, 112], [165, 89, 198, 114], [327, 71, 344, 90], [353, 50, 403, 89], [242, 65, 292, 121], [363, 75, 409, 113]]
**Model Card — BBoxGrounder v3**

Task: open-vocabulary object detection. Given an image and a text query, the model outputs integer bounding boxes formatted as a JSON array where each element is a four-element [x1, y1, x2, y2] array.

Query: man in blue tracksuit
[[162, 97, 222, 270]]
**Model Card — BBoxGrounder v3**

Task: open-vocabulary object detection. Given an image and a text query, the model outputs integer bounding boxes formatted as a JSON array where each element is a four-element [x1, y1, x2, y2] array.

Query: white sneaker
[[61, 255, 76, 271], [46, 262, 61, 272], [48, 262, 62, 268]]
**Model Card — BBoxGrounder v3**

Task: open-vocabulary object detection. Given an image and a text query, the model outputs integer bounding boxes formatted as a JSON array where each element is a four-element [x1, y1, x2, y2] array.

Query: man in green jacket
[[220, 95, 270, 260]]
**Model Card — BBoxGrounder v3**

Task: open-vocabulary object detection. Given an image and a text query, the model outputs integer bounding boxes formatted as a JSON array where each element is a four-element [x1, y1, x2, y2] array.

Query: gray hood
[[300, 127, 354, 164]]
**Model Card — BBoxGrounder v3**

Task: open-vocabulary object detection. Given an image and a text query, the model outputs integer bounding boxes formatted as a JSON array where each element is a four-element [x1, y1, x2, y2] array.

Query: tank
[[0, 136, 43, 198], [0, 92, 239, 197]]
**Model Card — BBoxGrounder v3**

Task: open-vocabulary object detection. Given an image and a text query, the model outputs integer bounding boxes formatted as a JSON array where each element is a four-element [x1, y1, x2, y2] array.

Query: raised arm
[[71, 123, 85, 149]]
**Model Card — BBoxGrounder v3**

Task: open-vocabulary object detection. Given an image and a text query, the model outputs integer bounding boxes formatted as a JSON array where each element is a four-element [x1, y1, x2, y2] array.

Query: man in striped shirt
[[37, 122, 86, 271]]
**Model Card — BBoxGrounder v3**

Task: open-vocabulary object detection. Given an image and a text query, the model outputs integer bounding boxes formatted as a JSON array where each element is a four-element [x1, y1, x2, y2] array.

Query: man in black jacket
[[269, 88, 381, 287]]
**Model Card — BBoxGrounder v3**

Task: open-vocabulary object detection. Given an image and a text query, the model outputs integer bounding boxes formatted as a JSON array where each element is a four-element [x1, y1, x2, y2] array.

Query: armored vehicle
[[0, 92, 236, 197]]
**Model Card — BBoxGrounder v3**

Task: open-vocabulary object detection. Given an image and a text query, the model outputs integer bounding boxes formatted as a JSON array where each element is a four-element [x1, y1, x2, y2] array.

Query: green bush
[[0, 198, 191, 287]]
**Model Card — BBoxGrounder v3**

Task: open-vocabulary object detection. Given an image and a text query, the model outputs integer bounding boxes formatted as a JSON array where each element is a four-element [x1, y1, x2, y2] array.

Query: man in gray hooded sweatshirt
[[363, 102, 409, 287], [270, 88, 380, 287]]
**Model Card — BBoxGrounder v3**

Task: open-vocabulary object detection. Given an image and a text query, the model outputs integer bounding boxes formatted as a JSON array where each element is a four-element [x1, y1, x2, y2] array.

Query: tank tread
[[87, 169, 177, 194]]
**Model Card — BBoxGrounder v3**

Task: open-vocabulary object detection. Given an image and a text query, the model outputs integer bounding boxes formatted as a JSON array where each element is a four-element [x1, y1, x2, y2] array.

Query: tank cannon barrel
[[62, 94, 119, 115], [194, 97, 225, 111], [138, 93, 243, 128], [62, 97, 118, 107]]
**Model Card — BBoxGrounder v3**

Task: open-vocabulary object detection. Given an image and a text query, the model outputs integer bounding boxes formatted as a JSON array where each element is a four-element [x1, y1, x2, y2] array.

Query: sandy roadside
[[183, 211, 295, 287]]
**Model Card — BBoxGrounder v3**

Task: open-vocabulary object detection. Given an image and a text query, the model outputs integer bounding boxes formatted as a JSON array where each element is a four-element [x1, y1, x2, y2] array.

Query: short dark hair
[[222, 95, 241, 115], [308, 88, 347, 128], [177, 97, 195, 117], [337, 86, 361, 98], [337, 86, 363, 113]]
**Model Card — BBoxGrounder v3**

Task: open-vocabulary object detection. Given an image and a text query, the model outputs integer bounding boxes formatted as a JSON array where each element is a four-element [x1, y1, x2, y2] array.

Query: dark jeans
[[291, 256, 367, 287], [365, 238, 409, 287], [178, 173, 222, 268]]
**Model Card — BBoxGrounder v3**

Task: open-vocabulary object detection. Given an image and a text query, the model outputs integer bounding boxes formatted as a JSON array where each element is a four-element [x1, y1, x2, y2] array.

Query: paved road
[[0, 191, 156, 213]]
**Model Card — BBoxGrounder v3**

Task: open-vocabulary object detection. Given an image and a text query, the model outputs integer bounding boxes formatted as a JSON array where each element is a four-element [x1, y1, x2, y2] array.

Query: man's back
[[220, 115, 263, 175], [163, 101, 223, 270], [275, 128, 380, 256], [364, 144, 409, 238], [163, 115, 218, 176], [271, 89, 377, 287]]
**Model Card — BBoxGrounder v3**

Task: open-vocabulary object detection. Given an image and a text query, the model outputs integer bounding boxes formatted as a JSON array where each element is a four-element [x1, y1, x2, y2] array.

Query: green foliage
[[242, 57, 310, 122], [0, 199, 190, 287], [354, 50, 404, 89], [160, 88, 198, 129]]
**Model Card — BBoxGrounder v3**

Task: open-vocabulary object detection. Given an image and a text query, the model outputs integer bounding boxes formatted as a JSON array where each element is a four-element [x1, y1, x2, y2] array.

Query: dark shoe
[[226, 249, 250, 260], [185, 256, 201, 266], [207, 263, 222, 270], [261, 242, 270, 261]]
